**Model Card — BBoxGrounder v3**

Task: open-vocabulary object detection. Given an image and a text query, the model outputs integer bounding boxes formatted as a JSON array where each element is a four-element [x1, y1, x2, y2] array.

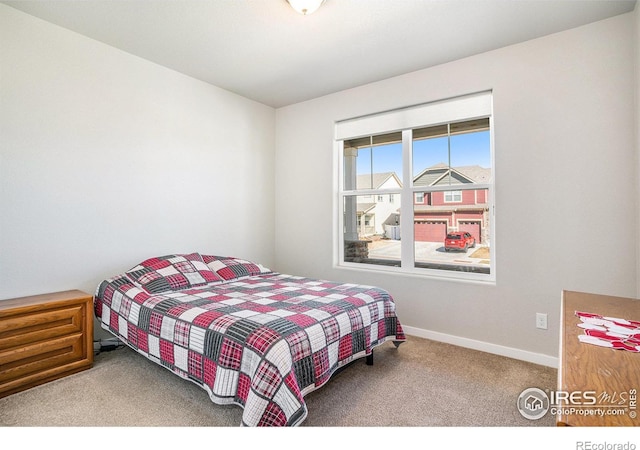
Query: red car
[[444, 231, 476, 252]]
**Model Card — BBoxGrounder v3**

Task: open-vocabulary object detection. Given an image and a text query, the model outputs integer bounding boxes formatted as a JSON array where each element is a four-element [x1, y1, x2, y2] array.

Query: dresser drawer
[[0, 333, 85, 385], [0, 290, 93, 398], [0, 304, 84, 351]]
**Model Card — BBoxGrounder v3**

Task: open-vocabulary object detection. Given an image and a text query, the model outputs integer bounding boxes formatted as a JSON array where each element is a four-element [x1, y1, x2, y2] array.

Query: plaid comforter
[[94, 253, 405, 427]]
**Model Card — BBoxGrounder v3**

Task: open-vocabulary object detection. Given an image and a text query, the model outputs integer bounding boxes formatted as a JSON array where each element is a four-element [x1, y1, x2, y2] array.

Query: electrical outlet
[[536, 313, 548, 330]]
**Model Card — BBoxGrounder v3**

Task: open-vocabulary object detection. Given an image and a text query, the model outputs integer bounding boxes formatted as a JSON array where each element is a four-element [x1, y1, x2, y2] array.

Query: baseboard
[[402, 325, 559, 369]]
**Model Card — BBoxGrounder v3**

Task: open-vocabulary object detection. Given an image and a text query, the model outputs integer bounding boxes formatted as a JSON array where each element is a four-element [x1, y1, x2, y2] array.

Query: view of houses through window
[[340, 115, 492, 278]]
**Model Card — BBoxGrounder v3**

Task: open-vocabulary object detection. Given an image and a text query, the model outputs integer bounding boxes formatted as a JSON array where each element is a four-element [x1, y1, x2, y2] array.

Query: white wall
[[0, 4, 275, 300], [1, 4, 637, 364], [275, 13, 637, 364], [636, 4, 640, 296]]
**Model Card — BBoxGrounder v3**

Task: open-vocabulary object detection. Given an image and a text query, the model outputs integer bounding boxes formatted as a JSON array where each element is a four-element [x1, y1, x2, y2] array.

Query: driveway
[[367, 240, 490, 267]]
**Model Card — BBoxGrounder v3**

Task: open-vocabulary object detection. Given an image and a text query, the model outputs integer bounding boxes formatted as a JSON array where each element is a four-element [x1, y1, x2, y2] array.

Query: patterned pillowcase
[[126, 253, 222, 293], [201, 255, 272, 282]]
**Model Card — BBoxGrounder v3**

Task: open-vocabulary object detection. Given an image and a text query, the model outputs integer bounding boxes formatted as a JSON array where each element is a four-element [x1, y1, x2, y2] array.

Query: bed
[[93, 252, 406, 426]]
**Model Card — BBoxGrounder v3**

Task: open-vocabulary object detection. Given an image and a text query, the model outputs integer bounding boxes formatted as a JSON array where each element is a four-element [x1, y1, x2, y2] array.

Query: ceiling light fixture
[[286, 0, 325, 15]]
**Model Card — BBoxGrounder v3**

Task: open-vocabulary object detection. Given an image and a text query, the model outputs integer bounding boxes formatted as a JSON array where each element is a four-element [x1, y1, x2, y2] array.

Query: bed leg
[[393, 340, 403, 348], [366, 352, 373, 366]]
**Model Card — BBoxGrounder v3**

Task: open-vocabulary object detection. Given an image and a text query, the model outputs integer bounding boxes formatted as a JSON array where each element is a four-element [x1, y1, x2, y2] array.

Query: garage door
[[415, 221, 447, 242], [459, 221, 481, 244]]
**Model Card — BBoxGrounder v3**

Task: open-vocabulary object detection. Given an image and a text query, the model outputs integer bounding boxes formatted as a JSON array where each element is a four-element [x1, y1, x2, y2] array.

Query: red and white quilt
[[94, 253, 405, 426]]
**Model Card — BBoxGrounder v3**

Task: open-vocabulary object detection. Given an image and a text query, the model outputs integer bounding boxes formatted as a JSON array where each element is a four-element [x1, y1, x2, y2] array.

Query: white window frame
[[444, 190, 463, 203], [334, 91, 495, 283]]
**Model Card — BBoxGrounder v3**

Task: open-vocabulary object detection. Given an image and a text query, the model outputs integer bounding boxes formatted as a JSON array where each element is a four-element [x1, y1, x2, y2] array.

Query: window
[[336, 91, 494, 282], [444, 191, 462, 203]]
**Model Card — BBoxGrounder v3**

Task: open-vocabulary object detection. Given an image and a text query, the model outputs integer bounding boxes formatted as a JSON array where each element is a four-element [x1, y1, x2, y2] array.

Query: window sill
[[335, 261, 496, 286]]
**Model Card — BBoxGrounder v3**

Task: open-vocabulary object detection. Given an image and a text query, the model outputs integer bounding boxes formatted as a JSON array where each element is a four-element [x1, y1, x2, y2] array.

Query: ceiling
[[3, 0, 637, 108]]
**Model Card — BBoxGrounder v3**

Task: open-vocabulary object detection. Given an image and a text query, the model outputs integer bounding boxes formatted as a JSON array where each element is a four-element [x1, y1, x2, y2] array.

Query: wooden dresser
[[0, 290, 94, 398], [557, 290, 640, 426]]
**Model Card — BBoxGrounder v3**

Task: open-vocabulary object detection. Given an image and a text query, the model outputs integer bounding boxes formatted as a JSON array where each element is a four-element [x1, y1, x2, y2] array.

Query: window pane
[[343, 194, 400, 267], [343, 134, 402, 191], [413, 118, 491, 188], [413, 189, 490, 274], [413, 133, 449, 183], [449, 129, 491, 184]]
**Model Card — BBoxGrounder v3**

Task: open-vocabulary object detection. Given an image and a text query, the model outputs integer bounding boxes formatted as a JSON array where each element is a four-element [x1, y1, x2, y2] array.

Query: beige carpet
[[0, 335, 557, 428]]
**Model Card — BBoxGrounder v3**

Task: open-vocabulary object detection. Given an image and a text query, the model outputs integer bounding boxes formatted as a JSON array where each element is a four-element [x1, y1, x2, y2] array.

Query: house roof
[[414, 163, 491, 186], [357, 203, 376, 214], [352, 166, 490, 192], [356, 172, 401, 190], [455, 165, 492, 183]]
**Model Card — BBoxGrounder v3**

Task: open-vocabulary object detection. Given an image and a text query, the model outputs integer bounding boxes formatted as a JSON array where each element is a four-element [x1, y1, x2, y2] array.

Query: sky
[[355, 130, 491, 180]]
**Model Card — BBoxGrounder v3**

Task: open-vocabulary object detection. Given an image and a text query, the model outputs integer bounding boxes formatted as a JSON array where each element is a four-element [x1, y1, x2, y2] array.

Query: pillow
[[126, 253, 222, 293], [201, 255, 272, 282]]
